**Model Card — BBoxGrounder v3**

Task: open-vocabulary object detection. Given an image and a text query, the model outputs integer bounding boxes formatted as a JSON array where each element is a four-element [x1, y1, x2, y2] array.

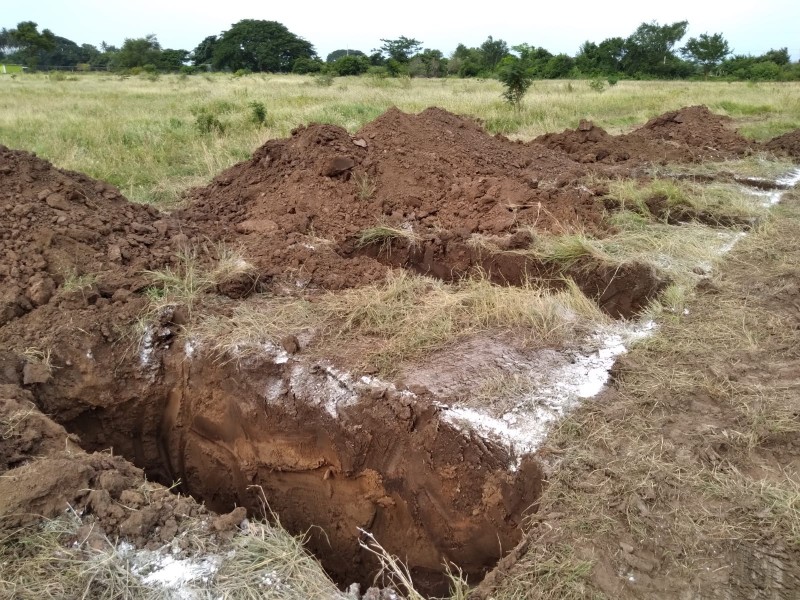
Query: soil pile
[[766, 128, 800, 158], [0, 146, 186, 326], [535, 105, 753, 165], [627, 105, 752, 156], [180, 107, 606, 289]]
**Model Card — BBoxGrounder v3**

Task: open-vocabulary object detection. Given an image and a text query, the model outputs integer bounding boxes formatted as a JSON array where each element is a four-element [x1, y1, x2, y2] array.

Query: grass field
[[0, 73, 799, 205]]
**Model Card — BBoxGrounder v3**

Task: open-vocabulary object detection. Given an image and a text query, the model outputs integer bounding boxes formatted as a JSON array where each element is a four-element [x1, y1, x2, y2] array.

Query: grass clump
[[60, 269, 98, 293], [143, 245, 256, 317], [0, 513, 348, 600], [352, 172, 377, 201], [355, 224, 418, 253]]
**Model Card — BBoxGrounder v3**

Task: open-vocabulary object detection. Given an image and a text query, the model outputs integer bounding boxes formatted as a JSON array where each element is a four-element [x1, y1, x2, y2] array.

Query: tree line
[[1, 19, 797, 81]]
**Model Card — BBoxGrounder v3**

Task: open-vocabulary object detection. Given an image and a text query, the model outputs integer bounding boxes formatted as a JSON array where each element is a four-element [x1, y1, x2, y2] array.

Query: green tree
[[113, 34, 162, 69], [326, 49, 365, 63], [512, 44, 553, 78], [449, 43, 484, 77], [212, 20, 316, 72], [377, 36, 422, 62], [330, 54, 370, 76], [497, 55, 532, 108], [156, 49, 189, 71], [292, 56, 323, 73], [681, 33, 731, 77], [408, 48, 446, 77], [480, 35, 509, 72], [762, 48, 790, 65], [575, 37, 625, 75], [622, 20, 689, 77], [192, 35, 217, 66], [8, 21, 55, 68], [542, 53, 574, 78]]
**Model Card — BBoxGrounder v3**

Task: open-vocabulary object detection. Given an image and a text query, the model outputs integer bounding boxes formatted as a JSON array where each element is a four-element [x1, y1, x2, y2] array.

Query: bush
[[313, 73, 334, 87], [195, 111, 225, 134], [589, 78, 606, 92], [233, 68, 252, 77], [330, 55, 371, 76], [607, 75, 619, 86], [180, 65, 198, 75], [292, 57, 323, 74], [497, 56, 532, 108], [249, 101, 267, 125]]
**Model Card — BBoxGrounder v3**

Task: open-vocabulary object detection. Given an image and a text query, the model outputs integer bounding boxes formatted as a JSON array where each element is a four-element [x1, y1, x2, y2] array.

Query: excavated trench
[[341, 234, 666, 318], [54, 336, 543, 595]]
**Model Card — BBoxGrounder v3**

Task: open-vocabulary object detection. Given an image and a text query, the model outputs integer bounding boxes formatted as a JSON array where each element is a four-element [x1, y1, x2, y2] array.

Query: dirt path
[[479, 191, 800, 599]]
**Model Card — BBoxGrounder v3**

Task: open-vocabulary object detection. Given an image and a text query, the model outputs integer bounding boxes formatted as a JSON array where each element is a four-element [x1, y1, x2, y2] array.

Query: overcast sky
[[4, 0, 799, 61]]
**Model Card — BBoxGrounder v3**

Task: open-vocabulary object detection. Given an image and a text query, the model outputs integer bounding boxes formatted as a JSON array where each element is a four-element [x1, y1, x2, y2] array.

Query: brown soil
[[179, 107, 604, 291], [536, 105, 754, 165], [766, 128, 800, 158], [1, 104, 796, 598], [0, 145, 187, 327]]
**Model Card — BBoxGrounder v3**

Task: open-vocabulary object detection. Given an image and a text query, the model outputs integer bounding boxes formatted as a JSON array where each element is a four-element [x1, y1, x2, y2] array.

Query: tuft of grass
[[213, 520, 348, 599], [143, 244, 256, 316], [21, 347, 53, 372], [61, 270, 98, 293], [352, 171, 377, 201], [494, 544, 598, 600], [0, 515, 156, 600], [355, 224, 419, 253], [529, 233, 613, 268], [0, 513, 349, 600]]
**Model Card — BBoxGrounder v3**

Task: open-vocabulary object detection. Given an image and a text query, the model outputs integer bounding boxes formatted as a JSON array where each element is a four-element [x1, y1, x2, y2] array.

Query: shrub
[[233, 68, 252, 77], [497, 56, 532, 108], [589, 78, 606, 92], [330, 55, 371, 76], [249, 101, 267, 125], [313, 73, 334, 87], [292, 57, 323, 74], [607, 75, 619, 86], [195, 111, 225, 134]]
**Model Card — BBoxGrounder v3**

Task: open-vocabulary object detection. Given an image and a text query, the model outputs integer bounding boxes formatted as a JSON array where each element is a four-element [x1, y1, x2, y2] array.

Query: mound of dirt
[[535, 106, 753, 165], [180, 107, 605, 289], [0, 146, 189, 327], [766, 128, 800, 158], [627, 105, 752, 156]]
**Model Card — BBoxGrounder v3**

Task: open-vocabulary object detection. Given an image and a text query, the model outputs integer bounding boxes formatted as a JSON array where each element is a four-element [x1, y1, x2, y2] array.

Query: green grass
[[1, 73, 799, 205]]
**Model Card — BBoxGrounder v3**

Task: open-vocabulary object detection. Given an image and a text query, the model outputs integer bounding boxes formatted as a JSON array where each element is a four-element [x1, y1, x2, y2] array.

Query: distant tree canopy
[[377, 37, 422, 63], [326, 49, 365, 63], [211, 20, 316, 72], [6, 21, 55, 67], [621, 20, 690, 77], [0, 17, 796, 81], [682, 33, 731, 77], [192, 35, 218, 66]]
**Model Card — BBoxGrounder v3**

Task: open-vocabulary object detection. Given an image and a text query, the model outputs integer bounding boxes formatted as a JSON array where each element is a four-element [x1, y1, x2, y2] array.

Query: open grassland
[[0, 73, 799, 205]]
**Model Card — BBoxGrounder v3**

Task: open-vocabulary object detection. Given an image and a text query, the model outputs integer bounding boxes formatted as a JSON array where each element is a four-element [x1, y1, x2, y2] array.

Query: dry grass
[[143, 244, 256, 316], [0, 512, 348, 600], [606, 177, 768, 224], [1, 74, 798, 205], [191, 272, 607, 373], [355, 223, 419, 253], [490, 194, 800, 598], [650, 153, 798, 180]]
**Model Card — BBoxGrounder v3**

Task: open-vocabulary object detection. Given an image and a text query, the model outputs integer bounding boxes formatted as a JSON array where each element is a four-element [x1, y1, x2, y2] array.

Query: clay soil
[[1, 104, 800, 598]]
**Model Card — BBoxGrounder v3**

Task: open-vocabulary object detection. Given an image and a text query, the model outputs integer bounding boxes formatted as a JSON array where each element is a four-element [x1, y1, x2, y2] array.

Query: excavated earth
[[1, 105, 799, 596]]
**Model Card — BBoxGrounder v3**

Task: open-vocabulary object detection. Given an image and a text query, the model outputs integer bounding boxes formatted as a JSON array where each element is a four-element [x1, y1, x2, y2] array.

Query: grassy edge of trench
[[480, 189, 800, 599]]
